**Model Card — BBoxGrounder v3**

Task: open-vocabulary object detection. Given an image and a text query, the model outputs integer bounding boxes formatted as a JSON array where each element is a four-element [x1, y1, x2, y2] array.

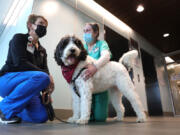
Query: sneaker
[[0, 111, 21, 124]]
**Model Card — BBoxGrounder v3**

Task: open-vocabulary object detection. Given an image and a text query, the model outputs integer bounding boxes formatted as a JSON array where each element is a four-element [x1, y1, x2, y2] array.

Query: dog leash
[[55, 116, 71, 124], [71, 67, 87, 97], [42, 91, 71, 124], [55, 68, 87, 123], [43, 68, 87, 124]]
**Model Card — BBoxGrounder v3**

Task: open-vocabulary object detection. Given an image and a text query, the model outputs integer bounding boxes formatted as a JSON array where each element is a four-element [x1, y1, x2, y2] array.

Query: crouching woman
[[0, 14, 54, 124]]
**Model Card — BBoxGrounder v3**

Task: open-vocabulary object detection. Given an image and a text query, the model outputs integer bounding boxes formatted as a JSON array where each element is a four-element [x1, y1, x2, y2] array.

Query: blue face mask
[[83, 33, 93, 44]]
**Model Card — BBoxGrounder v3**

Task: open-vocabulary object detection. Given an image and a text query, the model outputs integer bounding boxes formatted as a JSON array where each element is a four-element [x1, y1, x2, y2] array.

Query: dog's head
[[54, 35, 87, 66]]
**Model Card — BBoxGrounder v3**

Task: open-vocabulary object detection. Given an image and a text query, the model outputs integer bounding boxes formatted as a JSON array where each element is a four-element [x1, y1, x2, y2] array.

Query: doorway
[[104, 26, 136, 117], [140, 49, 163, 116]]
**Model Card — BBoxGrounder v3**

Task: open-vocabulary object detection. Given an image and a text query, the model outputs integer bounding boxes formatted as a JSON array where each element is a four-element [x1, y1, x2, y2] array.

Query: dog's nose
[[70, 49, 75, 53]]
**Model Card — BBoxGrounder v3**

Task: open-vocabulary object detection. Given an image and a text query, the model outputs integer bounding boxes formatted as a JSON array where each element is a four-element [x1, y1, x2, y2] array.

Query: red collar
[[61, 62, 79, 83]]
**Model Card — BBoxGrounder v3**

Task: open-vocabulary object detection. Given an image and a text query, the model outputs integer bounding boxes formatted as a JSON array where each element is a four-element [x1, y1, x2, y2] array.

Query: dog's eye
[[74, 40, 80, 46]]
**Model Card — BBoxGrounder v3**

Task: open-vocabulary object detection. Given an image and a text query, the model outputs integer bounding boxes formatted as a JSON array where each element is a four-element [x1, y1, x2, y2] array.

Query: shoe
[[0, 111, 21, 124]]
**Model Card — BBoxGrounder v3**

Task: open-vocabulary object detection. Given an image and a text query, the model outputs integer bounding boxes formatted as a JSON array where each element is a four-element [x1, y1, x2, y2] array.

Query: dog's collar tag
[[93, 47, 99, 53]]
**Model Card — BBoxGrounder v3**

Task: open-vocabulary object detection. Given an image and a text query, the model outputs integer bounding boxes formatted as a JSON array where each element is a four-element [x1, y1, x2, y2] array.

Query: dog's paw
[[108, 116, 123, 122], [67, 117, 78, 123], [76, 118, 88, 124], [136, 114, 146, 123], [116, 116, 124, 121]]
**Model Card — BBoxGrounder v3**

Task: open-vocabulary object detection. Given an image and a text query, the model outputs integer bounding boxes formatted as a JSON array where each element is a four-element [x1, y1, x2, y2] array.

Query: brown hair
[[27, 14, 48, 31], [86, 22, 99, 39]]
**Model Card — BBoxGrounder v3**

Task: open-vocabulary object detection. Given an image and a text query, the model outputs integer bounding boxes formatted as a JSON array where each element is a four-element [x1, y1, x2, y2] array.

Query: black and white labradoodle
[[54, 35, 146, 124]]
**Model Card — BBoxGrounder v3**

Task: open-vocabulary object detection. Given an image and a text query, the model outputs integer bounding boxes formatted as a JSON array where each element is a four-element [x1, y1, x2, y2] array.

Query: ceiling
[[94, 0, 179, 55]]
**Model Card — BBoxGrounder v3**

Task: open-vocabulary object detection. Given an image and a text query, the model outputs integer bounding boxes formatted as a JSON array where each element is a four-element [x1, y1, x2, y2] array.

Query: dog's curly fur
[[54, 35, 146, 124]]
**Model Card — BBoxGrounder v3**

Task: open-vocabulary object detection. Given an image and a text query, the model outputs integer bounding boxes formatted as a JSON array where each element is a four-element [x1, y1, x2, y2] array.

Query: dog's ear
[[54, 36, 71, 66], [78, 49, 87, 61], [73, 36, 88, 61], [54, 41, 64, 66]]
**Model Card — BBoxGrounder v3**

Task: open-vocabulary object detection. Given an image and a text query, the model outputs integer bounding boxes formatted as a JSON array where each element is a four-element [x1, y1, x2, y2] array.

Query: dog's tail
[[119, 50, 138, 69]]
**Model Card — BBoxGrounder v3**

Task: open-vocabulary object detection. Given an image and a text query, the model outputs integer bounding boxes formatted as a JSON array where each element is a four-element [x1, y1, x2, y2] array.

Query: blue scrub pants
[[0, 71, 50, 123]]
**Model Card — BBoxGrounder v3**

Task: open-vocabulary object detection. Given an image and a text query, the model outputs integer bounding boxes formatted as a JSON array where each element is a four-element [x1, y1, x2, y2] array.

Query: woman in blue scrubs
[[0, 14, 54, 124]]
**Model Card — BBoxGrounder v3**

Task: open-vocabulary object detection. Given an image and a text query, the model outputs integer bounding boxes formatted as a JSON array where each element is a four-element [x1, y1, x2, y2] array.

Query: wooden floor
[[0, 117, 180, 135]]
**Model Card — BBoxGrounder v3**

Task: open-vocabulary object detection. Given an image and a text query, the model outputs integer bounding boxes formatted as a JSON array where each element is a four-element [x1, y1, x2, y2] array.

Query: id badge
[[93, 47, 99, 53], [26, 44, 35, 54]]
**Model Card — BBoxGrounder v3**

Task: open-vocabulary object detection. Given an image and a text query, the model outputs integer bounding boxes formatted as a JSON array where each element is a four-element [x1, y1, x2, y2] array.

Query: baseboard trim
[[54, 109, 72, 119], [144, 111, 174, 116], [163, 112, 174, 116], [54, 109, 174, 119]]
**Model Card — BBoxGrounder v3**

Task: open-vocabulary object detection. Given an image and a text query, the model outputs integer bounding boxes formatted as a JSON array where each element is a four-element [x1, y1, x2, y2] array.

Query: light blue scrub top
[[84, 40, 112, 60]]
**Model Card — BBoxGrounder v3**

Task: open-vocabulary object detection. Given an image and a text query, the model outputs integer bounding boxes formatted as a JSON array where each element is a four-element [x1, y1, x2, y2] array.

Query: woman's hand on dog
[[84, 64, 97, 81]]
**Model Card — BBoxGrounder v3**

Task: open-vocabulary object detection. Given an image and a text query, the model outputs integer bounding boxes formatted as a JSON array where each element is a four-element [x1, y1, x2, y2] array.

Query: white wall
[[32, 0, 104, 109], [64, 0, 173, 112], [0, 0, 173, 113], [32, 0, 174, 113]]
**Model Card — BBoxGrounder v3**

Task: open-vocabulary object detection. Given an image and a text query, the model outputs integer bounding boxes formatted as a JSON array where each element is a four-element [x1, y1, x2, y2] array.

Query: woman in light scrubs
[[83, 23, 112, 122]]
